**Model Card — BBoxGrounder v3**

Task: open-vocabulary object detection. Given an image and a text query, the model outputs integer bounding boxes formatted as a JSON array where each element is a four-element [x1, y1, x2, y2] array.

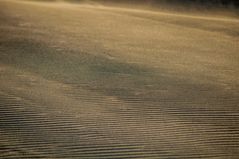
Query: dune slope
[[0, 0, 239, 158]]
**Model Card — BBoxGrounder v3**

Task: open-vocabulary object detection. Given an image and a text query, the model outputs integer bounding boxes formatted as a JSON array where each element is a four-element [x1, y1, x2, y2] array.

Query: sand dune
[[0, 0, 239, 158]]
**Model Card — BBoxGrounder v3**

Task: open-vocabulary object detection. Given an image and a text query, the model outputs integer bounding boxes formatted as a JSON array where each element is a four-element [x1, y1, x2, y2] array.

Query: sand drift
[[0, 0, 239, 158]]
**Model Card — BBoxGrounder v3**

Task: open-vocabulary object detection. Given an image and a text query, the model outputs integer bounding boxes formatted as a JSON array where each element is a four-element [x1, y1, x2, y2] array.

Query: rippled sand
[[0, 0, 239, 158]]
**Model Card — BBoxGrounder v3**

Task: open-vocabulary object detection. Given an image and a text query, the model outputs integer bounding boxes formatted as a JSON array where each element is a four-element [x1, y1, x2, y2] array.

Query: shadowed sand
[[0, 0, 239, 158]]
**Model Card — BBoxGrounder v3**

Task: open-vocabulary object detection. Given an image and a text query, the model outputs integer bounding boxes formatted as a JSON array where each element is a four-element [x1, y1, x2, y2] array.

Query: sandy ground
[[0, 0, 239, 158]]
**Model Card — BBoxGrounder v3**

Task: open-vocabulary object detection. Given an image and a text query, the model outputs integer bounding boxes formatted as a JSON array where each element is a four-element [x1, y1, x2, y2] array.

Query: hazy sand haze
[[0, 0, 239, 158]]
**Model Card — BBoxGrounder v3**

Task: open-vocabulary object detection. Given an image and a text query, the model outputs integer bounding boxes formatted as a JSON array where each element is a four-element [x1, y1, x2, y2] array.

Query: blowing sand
[[0, 0, 239, 158]]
